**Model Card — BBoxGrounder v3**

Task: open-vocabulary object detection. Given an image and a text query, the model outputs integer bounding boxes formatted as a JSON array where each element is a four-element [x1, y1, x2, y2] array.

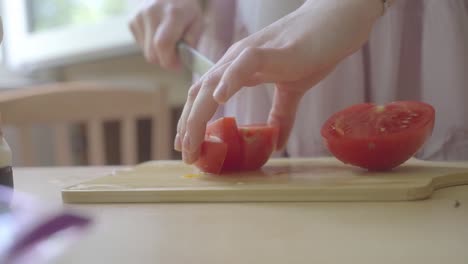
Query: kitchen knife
[[177, 41, 214, 75]]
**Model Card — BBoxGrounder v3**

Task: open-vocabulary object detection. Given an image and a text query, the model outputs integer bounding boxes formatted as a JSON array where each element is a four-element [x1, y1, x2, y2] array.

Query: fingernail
[[184, 33, 196, 46], [174, 134, 182, 151], [183, 151, 197, 164], [183, 151, 190, 164], [183, 147, 199, 164], [183, 134, 192, 153], [213, 82, 228, 103]]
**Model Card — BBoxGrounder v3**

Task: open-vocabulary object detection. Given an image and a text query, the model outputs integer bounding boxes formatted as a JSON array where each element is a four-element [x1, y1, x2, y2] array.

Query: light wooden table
[[13, 166, 468, 264]]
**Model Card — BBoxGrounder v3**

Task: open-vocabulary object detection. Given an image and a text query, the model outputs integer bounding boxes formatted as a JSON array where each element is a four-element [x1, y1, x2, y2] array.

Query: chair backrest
[[0, 82, 170, 166]]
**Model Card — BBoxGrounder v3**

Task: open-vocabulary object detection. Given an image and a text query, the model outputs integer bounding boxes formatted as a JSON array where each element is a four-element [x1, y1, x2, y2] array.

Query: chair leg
[[54, 124, 73, 166], [18, 126, 36, 166], [121, 117, 137, 165], [87, 120, 105, 166]]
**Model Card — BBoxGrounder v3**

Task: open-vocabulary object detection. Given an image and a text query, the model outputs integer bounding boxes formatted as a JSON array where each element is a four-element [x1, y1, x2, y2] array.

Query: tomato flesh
[[238, 124, 279, 171], [194, 136, 228, 174], [321, 101, 435, 171], [205, 117, 242, 171]]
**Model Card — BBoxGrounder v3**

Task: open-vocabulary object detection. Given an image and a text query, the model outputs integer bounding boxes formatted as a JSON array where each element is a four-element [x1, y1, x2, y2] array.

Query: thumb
[[267, 86, 304, 151], [183, 17, 203, 48]]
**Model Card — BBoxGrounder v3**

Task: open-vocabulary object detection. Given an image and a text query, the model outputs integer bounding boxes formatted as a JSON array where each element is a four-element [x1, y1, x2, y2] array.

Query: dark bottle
[[0, 117, 13, 188]]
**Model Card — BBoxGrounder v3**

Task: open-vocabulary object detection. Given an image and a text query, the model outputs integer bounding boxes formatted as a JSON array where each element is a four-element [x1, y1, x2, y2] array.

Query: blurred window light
[[1, 0, 142, 71], [28, 0, 129, 32]]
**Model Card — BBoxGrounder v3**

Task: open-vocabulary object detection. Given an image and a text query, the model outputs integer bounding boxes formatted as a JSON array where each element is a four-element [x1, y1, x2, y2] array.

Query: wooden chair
[[0, 82, 171, 166]]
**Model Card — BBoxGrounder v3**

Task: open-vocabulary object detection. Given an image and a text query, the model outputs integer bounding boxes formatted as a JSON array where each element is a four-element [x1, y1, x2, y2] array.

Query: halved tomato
[[194, 136, 228, 174], [205, 117, 242, 171], [238, 124, 279, 171], [321, 101, 435, 171]]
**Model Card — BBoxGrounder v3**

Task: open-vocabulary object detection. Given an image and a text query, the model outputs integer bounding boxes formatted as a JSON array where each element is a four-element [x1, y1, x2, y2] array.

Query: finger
[[154, 6, 190, 69], [183, 16, 203, 48], [177, 61, 232, 153], [175, 82, 202, 152], [129, 15, 145, 49], [182, 64, 229, 164], [213, 47, 289, 103], [142, 11, 161, 64], [267, 86, 304, 150]]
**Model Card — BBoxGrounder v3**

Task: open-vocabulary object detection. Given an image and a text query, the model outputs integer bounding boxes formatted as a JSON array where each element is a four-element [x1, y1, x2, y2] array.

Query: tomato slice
[[206, 117, 242, 171], [196, 117, 278, 174], [321, 101, 435, 171], [194, 136, 228, 174], [238, 124, 279, 171]]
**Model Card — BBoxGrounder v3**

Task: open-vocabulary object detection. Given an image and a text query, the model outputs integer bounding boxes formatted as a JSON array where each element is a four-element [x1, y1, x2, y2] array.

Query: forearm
[[302, 0, 395, 24]]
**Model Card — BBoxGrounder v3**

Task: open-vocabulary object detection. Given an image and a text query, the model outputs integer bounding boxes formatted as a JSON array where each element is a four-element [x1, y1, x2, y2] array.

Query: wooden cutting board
[[62, 158, 468, 203]]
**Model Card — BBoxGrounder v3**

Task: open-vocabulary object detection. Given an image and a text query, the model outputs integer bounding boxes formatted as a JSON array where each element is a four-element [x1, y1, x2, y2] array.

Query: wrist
[[302, 0, 391, 23], [349, 0, 397, 24], [381, 0, 396, 15], [358, 0, 391, 22]]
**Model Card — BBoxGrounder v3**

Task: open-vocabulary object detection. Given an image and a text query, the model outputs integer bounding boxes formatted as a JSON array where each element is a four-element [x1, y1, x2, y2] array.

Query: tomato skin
[[206, 117, 242, 171], [195, 117, 278, 174], [321, 101, 435, 171], [194, 138, 228, 174], [238, 125, 279, 171], [324, 126, 432, 170]]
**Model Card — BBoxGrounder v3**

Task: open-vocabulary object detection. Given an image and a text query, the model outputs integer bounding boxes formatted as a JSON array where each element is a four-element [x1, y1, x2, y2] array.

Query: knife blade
[[177, 41, 214, 75]]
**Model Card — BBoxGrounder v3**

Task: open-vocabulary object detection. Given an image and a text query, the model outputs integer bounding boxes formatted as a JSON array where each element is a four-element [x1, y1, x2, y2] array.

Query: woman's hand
[[176, 0, 385, 164], [129, 0, 203, 69]]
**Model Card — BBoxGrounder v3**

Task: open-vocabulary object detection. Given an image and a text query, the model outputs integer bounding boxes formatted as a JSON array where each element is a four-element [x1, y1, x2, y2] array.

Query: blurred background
[[0, 0, 192, 166]]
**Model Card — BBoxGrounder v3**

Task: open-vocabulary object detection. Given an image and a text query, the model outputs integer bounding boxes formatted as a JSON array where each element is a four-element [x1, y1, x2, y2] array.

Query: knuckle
[[165, 4, 184, 17], [144, 47, 157, 63], [186, 116, 199, 131], [135, 0, 161, 18], [202, 73, 220, 88], [141, 7, 154, 18], [281, 43, 295, 52], [176, 122, 184, 135], [201, 79, 216, 92], [243, 46, 256, 54], [187, 86, 199, 100], [148, 0, 163, 12], [128, 13, 143, 31], [154, 33, 171, 50], [177, 117, 187, 134], [242, 47, 260, 59], [227, 37, 255, 54], [129, 13, 138, 25], [128, 22, 137, 35], [226, 41, 242, 55]]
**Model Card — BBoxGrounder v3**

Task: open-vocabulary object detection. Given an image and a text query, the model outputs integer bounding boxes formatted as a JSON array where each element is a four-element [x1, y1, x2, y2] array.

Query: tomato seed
[[375, 105, 385, 113]]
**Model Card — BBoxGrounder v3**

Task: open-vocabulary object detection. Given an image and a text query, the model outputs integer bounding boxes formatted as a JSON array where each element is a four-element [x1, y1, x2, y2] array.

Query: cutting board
[[62, 158, 468, 203]]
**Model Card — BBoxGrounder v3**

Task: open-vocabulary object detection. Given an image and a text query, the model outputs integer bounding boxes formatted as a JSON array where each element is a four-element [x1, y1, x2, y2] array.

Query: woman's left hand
[[176, 0, 385, 164]]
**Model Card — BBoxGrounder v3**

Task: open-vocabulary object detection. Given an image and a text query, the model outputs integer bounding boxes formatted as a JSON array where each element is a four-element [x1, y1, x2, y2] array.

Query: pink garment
[[198, 0, 468, 161]]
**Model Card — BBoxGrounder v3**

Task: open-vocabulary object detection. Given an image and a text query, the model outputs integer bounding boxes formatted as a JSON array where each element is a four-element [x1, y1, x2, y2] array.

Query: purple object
[[0, 186, 92, 264]]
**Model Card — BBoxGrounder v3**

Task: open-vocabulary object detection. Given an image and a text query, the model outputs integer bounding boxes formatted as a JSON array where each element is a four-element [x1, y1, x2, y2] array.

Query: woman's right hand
[[129, 0, 203, 69]]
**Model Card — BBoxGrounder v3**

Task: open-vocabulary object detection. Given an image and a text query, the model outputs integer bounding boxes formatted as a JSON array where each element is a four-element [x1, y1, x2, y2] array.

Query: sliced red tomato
[[205, 117, 242, 171], [321, 101, 435, 171], [238, 124, 279, 171], [194, 136, 228, 174], [194, 117, 278, 174]]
